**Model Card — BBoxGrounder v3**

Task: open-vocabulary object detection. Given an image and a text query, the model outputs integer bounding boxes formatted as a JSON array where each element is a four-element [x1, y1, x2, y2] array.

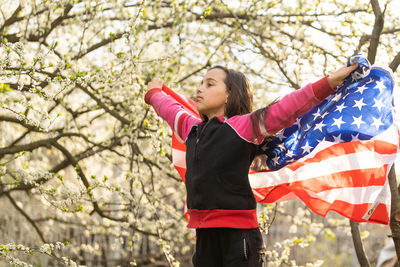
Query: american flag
[[164, 55, 399, 224]]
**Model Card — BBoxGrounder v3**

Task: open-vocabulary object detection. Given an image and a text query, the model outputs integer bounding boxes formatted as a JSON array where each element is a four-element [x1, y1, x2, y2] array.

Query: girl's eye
[[207, 83, 212, 87]]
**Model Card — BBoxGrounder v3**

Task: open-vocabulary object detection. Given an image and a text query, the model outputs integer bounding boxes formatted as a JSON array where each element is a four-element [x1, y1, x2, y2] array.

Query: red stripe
[[172, 134, 186, 151], [162, 85, 199, 116], [253, 165, 388, 201], [292, 189, 389, 224], [174, 166, 186, 183], [254, 186, 292, 202], [187, 209, 259, 229], [254, 184, 389, 224], [291, 165, 388, 192]]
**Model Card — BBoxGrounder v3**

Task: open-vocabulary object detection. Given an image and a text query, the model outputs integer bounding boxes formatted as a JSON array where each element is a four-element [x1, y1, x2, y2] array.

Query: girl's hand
[[327, 63, 359, 89], [147, 77, 163, 91]]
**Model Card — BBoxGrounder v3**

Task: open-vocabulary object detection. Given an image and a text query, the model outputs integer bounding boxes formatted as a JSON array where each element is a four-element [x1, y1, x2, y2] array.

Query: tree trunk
[[388, 165, 400, 264]]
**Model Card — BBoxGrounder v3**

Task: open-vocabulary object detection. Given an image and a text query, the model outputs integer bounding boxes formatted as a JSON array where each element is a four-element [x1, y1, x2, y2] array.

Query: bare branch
[[0, 4, 22, 33], [29, 4, 74, 42], [350, 220, 371, 266], [367, 0, 385, 64], [389, 51, 400, 72], [0, 132, 80, 156], [388, 166, 400, 261], [4, 192, 47, 243]]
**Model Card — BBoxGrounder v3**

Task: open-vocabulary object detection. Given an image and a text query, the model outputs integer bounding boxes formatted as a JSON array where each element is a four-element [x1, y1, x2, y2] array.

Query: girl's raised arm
[[225, 64, 358, 144], [145, 78, 202, 142]]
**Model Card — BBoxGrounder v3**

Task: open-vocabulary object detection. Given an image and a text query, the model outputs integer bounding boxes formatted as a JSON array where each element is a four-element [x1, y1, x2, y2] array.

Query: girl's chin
[[196, 104, 203, 112]]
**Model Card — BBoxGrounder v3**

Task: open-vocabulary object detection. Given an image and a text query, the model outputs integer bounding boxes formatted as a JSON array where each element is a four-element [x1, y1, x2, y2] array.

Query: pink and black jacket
[[145, 77, 335, 229]]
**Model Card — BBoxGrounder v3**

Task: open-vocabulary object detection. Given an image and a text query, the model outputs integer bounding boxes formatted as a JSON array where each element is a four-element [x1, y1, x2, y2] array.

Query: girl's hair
[[209, 65, 253, 118]]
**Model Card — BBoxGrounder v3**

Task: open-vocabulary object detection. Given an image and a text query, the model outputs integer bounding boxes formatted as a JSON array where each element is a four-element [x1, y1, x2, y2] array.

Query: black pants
[[192, 228, 265, 267]]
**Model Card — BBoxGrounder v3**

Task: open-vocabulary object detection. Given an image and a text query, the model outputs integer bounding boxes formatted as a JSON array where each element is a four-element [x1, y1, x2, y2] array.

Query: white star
[[321, 111, 329, 119], [374, 80, 386, 92], [312, 108, 321, 120], [372, 98, 385, 112], [261, 143, 268, 151], [371, 116, 384, 130], [332, 94, 342, 102], [351, 115, 365, 129], [301, 141, 313, 154], [332, 116, 345, 129], [314, 121, 326, 132], [355, 84, 368, 94], [276, 131, 286, 141], [335, 103, 347, 113], [351, 133, 360, 141], [286, 150, 295, 157], [304, 124, 311, 131], [366, 78, 374, 84], [294, 118, 301, 128], [342, 93, 351, 100], [272, 155, 279, 165], [277, 142, 286, 151], [332, 134, 344, 143], [353, 98, 367, 111], [325, 95, 334, 102]]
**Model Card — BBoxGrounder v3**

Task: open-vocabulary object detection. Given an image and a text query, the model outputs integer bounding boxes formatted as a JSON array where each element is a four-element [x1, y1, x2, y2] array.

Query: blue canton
[[261, 54, 396, 170]]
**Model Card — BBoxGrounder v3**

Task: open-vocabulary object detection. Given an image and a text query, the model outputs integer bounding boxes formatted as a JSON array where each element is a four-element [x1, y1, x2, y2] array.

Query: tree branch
[[28, 4, 74, 42], [388, 165, 400, 262], [0, 4, 22, 33], [389, 51, 400, 72], [367, 0, 385, 64], [4, 192, 46, 243], [350, 220, 371, 266], [0, 132, 80, 156]]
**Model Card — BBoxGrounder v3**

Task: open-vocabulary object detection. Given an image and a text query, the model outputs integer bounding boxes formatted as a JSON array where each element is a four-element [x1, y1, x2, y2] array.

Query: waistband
[[187, 209, 259, 229]]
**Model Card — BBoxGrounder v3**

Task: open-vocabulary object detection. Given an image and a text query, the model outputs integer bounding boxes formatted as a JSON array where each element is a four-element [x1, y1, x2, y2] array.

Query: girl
[[144, 64, 358, 267]]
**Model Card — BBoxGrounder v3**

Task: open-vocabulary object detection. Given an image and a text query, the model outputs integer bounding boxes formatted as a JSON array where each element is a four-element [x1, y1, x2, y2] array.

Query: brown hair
[[209, 65, 253, 118]]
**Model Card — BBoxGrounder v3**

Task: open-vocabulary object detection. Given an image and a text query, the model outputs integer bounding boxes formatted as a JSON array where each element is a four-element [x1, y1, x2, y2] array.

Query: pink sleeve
[[145, 88, 202, 141], [225, 76, 334, 144]]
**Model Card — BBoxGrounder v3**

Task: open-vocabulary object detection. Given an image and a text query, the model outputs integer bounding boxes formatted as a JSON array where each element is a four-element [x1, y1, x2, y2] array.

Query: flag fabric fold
[[162, 54, 399, 224]]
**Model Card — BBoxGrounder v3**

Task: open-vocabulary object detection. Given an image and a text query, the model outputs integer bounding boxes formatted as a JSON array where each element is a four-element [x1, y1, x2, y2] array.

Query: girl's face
[[196, 68, 229, 119]]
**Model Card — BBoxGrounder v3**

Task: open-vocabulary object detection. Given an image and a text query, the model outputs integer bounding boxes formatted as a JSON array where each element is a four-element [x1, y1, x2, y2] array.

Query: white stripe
[[174, 110, 186, 143], [304, 185, 391, 205], [178, 93, 190, 105], [177, 93, 199, 116], [172, 148, 186, 168], [252, 189, 264, 199], [295, 125, 398, 163], [249, 149, 396, 188]]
